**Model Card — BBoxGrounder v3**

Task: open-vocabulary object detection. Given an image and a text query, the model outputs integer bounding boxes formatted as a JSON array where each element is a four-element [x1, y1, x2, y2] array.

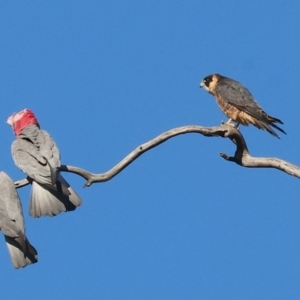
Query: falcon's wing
[[215, 78, 268, 122], [11, 138, 53, 185]]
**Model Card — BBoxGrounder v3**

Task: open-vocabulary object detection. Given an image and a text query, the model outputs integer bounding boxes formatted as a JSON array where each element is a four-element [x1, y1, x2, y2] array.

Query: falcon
[[7, 109, 82, 218], [200, 74, 286, 138]]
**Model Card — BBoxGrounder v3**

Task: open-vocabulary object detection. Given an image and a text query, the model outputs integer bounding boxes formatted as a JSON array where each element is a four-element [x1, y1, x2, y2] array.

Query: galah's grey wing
[[0, 172, 24, 237], [11, 138, 53, 186], [38, 130, 60, 171], [34, 129, 60, 185], [0, 172, 38, 268]]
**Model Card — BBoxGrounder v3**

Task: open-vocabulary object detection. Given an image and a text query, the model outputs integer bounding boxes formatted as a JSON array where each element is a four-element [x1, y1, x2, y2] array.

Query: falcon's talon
[[224, 118, 232, 124], [227, 123, 237, 128], [221, 121, 236, 128]]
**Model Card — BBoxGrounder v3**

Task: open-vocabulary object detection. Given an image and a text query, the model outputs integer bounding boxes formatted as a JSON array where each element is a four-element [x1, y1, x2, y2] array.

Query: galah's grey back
[[12, 125, 60, 186], [11, 123, 82, 217], [0, 171, 38, 268]]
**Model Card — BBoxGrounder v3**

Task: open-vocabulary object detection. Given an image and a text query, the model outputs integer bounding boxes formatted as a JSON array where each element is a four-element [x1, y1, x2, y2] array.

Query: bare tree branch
[[14, 178, 31, 189], [14, 124, 300, 189]]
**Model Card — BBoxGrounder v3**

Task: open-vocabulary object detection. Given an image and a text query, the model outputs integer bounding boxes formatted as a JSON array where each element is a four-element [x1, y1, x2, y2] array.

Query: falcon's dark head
[[200, 74, 221, 94]]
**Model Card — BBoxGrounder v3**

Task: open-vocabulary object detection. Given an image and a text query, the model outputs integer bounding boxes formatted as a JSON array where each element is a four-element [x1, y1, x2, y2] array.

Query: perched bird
[[200, 74, 286, 138], [7, 109, 82, 218], [0, 171, 38, 268]]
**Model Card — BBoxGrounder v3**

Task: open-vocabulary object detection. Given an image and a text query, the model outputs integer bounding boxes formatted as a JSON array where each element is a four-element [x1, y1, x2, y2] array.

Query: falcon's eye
[[203, 77, 210, 87], [203, 76, 213, 86]]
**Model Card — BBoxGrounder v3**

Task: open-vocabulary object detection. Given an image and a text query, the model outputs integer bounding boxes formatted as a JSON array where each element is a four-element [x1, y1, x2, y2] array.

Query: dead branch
[[14, 124, 300, 189]]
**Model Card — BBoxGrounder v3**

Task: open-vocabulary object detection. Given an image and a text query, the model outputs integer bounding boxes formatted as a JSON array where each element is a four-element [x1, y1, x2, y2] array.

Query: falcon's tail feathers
[[255, 120, 281, 138], [270, 122, 287, 135], [268, 115, 284, 125], [267, 115, 286, 135], [5, 234, 38, 269], [30, 175, 82, 218]]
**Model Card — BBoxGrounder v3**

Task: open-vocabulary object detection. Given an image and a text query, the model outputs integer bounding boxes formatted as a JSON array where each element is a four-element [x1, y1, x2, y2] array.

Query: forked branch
[[14, 124, 300, 189]]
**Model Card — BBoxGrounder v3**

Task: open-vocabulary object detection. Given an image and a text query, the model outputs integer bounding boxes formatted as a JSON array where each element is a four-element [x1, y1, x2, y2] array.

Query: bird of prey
[[200, 74, 286, 138], [7, 109, 82, 218], [0, 171, 38, 268]]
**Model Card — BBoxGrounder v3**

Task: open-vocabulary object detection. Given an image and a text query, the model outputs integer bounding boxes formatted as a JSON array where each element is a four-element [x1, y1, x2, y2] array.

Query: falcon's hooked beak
[[199, 81, 204, 88]]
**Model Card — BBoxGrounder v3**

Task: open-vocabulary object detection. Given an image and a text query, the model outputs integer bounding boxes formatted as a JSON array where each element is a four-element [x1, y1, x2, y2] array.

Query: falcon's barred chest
[[214, 93, 255, 125]]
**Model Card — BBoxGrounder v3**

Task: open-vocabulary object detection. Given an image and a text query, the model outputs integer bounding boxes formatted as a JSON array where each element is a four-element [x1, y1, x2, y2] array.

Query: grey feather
[[0, 171, 38, 268], [11, 124, 82, 218], [30, 175, 82, 217]]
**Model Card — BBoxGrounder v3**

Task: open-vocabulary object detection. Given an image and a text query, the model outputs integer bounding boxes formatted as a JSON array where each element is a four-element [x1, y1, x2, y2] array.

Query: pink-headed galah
[[7, 109, 82, 218], [0, 171, 38, 268]]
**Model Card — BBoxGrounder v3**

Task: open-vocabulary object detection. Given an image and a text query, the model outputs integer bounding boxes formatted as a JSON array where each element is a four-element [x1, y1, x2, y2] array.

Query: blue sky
[[0, 1, 300, 299]]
